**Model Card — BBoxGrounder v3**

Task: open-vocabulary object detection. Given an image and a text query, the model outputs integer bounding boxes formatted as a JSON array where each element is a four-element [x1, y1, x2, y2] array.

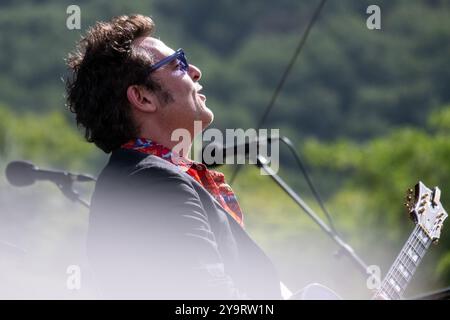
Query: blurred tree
[[302, 105, 450, 289], [0, 104, 101, 172], [1, 0, 448, 142]]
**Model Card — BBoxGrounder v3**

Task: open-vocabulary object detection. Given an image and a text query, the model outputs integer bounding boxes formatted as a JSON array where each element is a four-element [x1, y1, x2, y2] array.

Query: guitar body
[[290, 283, 342, 300]]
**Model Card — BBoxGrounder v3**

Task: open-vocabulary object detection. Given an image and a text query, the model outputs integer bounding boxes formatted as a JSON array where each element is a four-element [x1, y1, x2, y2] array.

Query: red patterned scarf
[[121, 138, 244, 227]]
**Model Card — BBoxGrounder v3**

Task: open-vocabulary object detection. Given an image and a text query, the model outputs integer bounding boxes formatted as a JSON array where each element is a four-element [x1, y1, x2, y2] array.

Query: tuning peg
[[418, 207, 425, 214], [433, 187, 441, 205]]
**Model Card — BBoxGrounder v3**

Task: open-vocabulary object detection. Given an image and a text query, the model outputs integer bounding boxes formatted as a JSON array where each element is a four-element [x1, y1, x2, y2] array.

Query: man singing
[[66, 14, 281, 299]]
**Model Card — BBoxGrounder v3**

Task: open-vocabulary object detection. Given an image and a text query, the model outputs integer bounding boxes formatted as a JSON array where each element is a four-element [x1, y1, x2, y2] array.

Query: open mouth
[[196, 85, 206, 100]]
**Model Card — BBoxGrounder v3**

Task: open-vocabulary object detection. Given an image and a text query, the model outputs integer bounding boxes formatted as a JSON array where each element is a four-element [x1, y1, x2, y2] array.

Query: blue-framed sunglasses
[[148, 48, 189, 73]]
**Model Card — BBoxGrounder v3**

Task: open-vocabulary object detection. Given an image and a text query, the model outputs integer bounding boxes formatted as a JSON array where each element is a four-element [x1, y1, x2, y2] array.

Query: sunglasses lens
[[178, 52, 189, 72], [149, 49, 189, 73]]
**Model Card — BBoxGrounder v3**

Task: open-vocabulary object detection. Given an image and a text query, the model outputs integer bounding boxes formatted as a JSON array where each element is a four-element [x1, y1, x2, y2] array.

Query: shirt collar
[[121, 138, 204, 172]]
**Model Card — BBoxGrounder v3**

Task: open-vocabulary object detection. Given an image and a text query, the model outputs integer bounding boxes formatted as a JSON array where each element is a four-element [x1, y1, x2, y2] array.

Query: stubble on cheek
[[157, 88, 175, 106]]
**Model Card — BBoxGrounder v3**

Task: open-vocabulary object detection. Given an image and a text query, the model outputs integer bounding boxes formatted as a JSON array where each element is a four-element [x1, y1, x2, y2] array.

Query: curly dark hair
[[66, 14, 162, 153]]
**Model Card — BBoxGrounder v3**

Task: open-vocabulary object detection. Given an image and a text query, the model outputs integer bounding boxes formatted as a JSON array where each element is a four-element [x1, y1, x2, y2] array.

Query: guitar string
[[392, 226, 424, 298], [379, 225, 421, 299], [399, 225, 431, 296], [383, 192, 441, 299], [381, 225, 430, 299], [379, 226, 419, 299], [377, 225, 432, 298], [378, 226, 415, 299], [392, 226, 422, 294], [383, 225, 423, 299]]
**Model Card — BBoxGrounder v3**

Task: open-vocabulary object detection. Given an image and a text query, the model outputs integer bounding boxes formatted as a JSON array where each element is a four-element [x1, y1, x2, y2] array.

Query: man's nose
[[188, 64, 202, 82]]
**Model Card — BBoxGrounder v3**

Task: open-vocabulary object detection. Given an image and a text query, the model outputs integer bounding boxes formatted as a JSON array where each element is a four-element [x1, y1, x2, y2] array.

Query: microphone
[[201, 135, 279, 168], [5, 160, 95, 187]]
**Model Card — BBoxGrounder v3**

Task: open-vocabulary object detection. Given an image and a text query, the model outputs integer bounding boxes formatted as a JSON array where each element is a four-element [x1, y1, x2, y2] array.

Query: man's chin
[[197, 104, 214, 129], [204, 107, 214, 125]]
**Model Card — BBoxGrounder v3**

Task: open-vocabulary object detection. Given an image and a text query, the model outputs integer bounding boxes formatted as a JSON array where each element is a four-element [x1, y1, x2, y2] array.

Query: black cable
[[230, 0, 328, 185], [279, 136, 338, 234]]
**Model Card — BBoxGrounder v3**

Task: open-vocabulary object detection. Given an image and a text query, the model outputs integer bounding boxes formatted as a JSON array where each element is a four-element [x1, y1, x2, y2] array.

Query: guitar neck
[[374, 225, 432, 300]]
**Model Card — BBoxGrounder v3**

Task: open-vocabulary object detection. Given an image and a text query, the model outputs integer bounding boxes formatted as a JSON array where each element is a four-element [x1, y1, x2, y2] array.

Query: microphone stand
[[39, 172, 93, 209], [56, 178, 91, 209], [256, 154, 370, 277], [5, 160, 94, 209]]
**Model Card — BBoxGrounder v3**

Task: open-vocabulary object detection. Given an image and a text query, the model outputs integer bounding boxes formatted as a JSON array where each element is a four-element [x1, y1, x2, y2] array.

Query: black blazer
[[88, 148, 281, 299]]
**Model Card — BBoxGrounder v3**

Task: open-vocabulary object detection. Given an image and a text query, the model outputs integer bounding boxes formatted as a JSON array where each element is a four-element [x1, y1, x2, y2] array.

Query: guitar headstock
[[405, 181, 448, 243]]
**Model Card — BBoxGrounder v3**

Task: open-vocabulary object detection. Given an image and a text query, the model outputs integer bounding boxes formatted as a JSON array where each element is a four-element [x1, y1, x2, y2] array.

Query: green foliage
[[0, 104, 101, 171], [302, 106, 450, 289], [1, 0, 450, 298], [429, 105, 450, 133], [1, 0, 449, 140], [436, 252, 450, 280]]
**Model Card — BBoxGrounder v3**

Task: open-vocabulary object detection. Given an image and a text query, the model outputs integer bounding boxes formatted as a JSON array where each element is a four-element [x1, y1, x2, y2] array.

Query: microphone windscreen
[[5, 161, 37, 187]]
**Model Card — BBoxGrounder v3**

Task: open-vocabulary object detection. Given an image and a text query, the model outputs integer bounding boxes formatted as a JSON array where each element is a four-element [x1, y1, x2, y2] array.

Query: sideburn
[[156, 87, 175, 106]]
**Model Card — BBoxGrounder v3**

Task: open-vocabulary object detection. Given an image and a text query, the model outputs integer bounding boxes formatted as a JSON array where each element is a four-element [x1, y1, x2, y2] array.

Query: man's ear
[[127, 85, 157, 113]]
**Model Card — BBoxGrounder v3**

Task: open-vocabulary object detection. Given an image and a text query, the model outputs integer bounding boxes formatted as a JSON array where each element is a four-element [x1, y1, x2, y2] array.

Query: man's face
[[137, 37, 214, 137]]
